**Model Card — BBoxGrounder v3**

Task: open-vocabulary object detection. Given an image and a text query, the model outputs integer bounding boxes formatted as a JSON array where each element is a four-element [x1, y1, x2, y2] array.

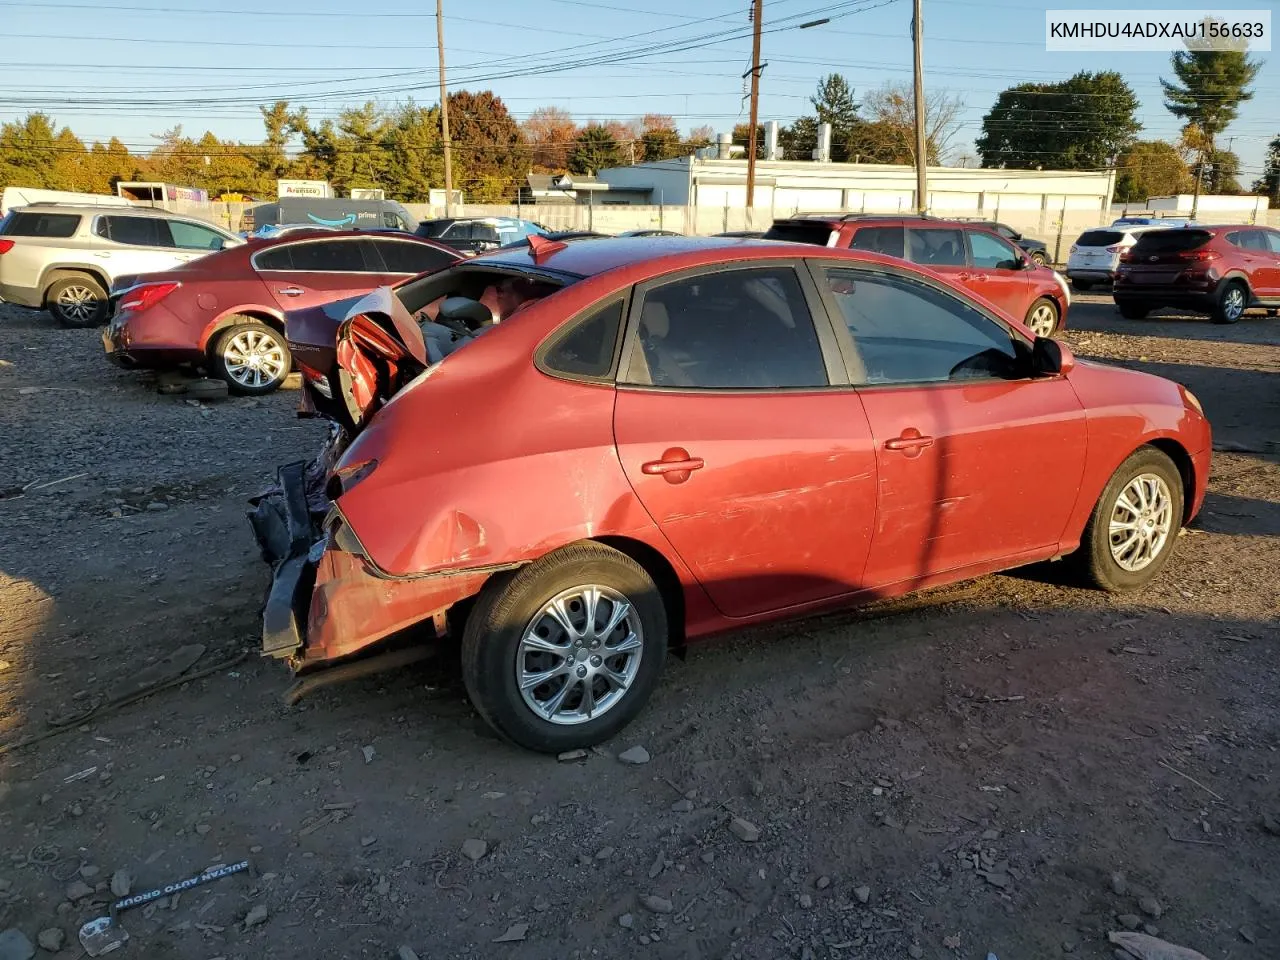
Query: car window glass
[[1244, 230, 1268, 252], [169, 221, 225, 250], [995, 224, 1017, 240], [285, 240, 367, 272], [624, 267, 827, 389], [1266, 231, 1280, 254], [542, 300, 624, 379], [443, 223, 472, 240], [850, 225, 905, 258], [473, 223, 501, 243], [907, 227, 966, 267], [823, 268, 1025, 385], [254, 246, 293, 270], [3, 212, 80, 237], [374, 239, 456, 274], [969, 231, 1019, 270], [104, 216, 171, 247]]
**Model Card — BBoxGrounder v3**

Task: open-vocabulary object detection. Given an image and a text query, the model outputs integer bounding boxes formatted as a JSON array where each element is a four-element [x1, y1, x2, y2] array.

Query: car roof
[[246, 228, 447, 247], [473, 234, 883, 278]]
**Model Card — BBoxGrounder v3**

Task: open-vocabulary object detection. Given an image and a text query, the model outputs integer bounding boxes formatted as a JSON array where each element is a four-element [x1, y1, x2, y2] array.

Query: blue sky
[[1, 0, 1275, 181]]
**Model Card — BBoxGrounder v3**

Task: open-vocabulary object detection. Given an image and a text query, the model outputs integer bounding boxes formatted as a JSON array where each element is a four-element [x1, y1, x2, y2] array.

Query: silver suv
[[0, 204, 243, 327]]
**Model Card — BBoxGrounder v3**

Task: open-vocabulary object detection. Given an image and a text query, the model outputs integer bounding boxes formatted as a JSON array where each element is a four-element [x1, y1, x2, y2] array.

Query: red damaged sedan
[[251, 236, 1211, 753], [102, 230, 460, 394]]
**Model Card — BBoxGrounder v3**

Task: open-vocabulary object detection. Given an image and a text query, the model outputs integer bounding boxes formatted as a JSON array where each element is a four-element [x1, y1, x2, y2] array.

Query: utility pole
[[436, 0, 453, 216], [911, 0, 928, 215], [745, 0, 763, 208]]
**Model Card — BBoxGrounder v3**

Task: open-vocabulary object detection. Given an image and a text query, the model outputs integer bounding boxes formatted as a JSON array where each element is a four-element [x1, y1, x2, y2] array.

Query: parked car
[[618, 229, 682, 238], [1112, 224, 1280, 324], [1065, 227, 1153, 290], [250, 235, 1210, 753], [1112, 215, 1194, 228], [951, 218, 1050, 265], [499, 230, 609, 249], [716, 230, 764, 238], [0, 204, 243, 327], [102, 230, 460, 394], [415, 217, 548, 256], [764, 214, 1070, 336], [244, 198, 417, 234]]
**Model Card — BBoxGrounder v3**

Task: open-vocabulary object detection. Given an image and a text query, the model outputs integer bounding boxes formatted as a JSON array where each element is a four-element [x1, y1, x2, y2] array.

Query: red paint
[[295, 240, 1210, 664]]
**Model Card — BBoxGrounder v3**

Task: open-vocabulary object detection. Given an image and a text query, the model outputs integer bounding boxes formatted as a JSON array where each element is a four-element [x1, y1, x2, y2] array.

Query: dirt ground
[[1, 293, 1278, 960]]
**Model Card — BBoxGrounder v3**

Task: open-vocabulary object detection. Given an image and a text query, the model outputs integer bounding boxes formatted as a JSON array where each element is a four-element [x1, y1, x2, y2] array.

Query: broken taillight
[[118, 281, 179, 313], [0, 239, 14, 255]]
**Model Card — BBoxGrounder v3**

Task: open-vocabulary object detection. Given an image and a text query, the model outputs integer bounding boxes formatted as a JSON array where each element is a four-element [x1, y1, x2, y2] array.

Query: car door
[[612, 262, 880, 618], [254, 237, 382, 311], [367, 237, 461, 283], [93, 214, 185, 277], [965, 229, 1032, 317], [905, 224, 969, 291], [813, 262, 1087, 587], [1259, 229, 1280, 298]]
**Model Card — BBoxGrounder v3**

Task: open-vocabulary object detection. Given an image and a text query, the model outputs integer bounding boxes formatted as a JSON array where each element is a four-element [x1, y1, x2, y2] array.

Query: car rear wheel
[[1213, 280, 1248, 325], [47, 275, 108, 328], [1072, 447, 1184, 592], [1070, 278, 1093, 292], [1116, 301, 1150, 320], [1024, 297, 1059, 337], [461, 542, 667, 753], [211, 320, 291, 395]]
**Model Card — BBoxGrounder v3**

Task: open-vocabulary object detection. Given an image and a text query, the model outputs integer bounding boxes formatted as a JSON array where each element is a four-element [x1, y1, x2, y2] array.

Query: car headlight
[[1182, 387, 1203, 415]]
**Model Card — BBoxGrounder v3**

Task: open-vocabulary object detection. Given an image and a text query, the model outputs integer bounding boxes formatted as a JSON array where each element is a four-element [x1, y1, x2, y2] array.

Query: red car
[[251, 236, 1210, 753], [102, 230, 461, 394], [1113, 224, 1280, 324], [764, 215, 1071, 337]]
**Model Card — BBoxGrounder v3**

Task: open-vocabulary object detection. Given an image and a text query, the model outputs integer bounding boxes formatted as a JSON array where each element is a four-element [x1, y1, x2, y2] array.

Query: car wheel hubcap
[[517, 585, 643, 725], [223, 329, 286, 388], [57, 285, 98, 321], [1109, 473, 1173, 572], [1028, 304, 1056, 337], [1225, 288, 1244, 319]]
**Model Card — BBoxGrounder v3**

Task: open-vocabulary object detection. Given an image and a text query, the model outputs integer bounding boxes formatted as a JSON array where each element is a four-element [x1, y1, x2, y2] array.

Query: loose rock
[[78, 865, 99, 880], [1239, 927, 1256, 944], [618, 746, 650, 765], [799, 894, 813, 909], [908, 946, 924, 960], [557, 749, 588, 762], [728, 817, 760, 842], [1138, 897, 1163, 919], [492, 922, 528, 943], [618, 913, 634, 929], [640, 894, 673, 914], [1111, 872, 1129, 896], [244, 905, 268, 928], [816, 875, 831, 890], [65, 880, 93, 901], [854, 885, 871, 904], [110, 869, 132, 897], [1118, 915, 1141, 931], [361, 745, 375, 764], [0, 928, 35, 960], [398, 948, 420, 960], [461, 839, 488, 862], [671, 799, 694, 813], [35, 929, 63, 953]]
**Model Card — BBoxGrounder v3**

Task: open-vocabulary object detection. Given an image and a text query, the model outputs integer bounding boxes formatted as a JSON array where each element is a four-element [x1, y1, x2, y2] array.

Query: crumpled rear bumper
[[248, 460, 323, 659]]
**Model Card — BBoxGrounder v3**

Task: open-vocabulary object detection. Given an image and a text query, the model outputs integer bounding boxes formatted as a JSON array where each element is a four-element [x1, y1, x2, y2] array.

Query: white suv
[[1065, 227, 1151, 291], [0, 204, 242, 326]]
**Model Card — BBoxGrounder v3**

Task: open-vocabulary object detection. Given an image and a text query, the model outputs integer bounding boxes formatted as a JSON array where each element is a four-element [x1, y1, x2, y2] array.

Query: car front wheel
[[211, 320, 291, 395], [461, 542, 667, 753], [1073, 447, 1184, 592]]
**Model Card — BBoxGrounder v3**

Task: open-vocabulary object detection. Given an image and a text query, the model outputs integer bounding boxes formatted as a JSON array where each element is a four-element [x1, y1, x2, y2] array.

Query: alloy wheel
[[1027, 302, 1057, 337], [56, 285, 100, 323], [1223, 286, 1246, 322], [222, 328, 287, 389], [1108, 473, 1173, 572], [516, 585, 644, 725]]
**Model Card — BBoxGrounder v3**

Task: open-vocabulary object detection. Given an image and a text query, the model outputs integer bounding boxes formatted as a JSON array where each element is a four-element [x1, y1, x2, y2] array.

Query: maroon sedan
[[252, 236, 1211, 753], [102, 230, 461, 394]]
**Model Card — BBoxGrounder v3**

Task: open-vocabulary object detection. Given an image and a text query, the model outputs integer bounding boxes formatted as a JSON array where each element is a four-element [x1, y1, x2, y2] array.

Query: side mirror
[[1014, 253, 1030, 270], [1032, 337, 1075, 376]]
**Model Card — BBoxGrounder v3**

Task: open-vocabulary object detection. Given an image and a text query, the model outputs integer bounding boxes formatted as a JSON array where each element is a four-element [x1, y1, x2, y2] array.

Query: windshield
[[762, 221, 837, 245], [1076, 230, 1125, 247]]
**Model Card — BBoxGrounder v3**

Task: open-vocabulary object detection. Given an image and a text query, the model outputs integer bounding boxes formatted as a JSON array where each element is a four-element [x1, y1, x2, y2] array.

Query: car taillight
[[118, 281, 179, 313], [1105, 244, 1123, 253], [1177, 249, 1219, 261], [0, 239, 14, 254], [1069, 244, 1078, 253]]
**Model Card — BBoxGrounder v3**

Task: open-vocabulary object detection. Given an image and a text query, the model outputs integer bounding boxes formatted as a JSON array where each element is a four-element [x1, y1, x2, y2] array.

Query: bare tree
[[855, 83, 965, 165]]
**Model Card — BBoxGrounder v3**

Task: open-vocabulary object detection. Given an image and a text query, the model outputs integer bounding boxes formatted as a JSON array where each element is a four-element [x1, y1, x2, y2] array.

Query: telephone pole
[[911, 0, 928, 215], [745, 0, 763, 208], [436, 0, 454, 216]]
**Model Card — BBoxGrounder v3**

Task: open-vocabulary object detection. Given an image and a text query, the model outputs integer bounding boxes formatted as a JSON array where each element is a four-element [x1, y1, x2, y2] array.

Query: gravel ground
[[1, 294, 1278, 960]]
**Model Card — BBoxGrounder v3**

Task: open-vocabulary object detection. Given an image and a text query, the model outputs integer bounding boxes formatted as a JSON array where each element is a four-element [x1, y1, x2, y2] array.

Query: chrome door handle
[[93, 252, 112, 258], [276, 287, 305, 296]]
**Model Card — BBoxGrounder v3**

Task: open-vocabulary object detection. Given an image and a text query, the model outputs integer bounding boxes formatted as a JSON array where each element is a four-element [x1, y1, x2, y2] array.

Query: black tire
[[1070, 278, 1093, 292], [46, 274, 108, 328], [1023, 296, 1060, 337], [461, 542, 668, 753], [1212, 279, 1248, 325], [1071, 447, 1184, 593], [210, 320, 291, 395], [1029, 251, 1048, 267], [1116, 301, 1150, 320]]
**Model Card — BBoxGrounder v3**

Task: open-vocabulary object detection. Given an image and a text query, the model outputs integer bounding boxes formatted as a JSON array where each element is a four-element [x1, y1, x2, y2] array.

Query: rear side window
[[1076, 230, 1125, 247], [169, 220, 227, 251], [2, 211, 81, 238], [1132, 230, 1212, 255], [373, 239, 457, 275], [254, 245, 293, 270], [1265, 231, 1280, 254], [101, 216, 171, 247], [541, 299, 624, 380], [442, 223, 473, 240], [762, 221, 837, 246], [850, 225, 905, 258], [907, 227, 966, 267], [283, 240, 367, 272]]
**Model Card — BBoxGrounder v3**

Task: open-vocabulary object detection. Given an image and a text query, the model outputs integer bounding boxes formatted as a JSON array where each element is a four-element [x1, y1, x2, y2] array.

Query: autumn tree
[[1114, 140, 1192, 202], [384, 104, 443, 201], [685, 124, 715, 150], [0, 113, 64, 188], [522, 106, 577, 172], [447, 90, 529, 201], [1254, 134, 1280, 203], [849, 83, 964, 165], [569, 125, 622, 175], [732, 123, 764, 159]]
